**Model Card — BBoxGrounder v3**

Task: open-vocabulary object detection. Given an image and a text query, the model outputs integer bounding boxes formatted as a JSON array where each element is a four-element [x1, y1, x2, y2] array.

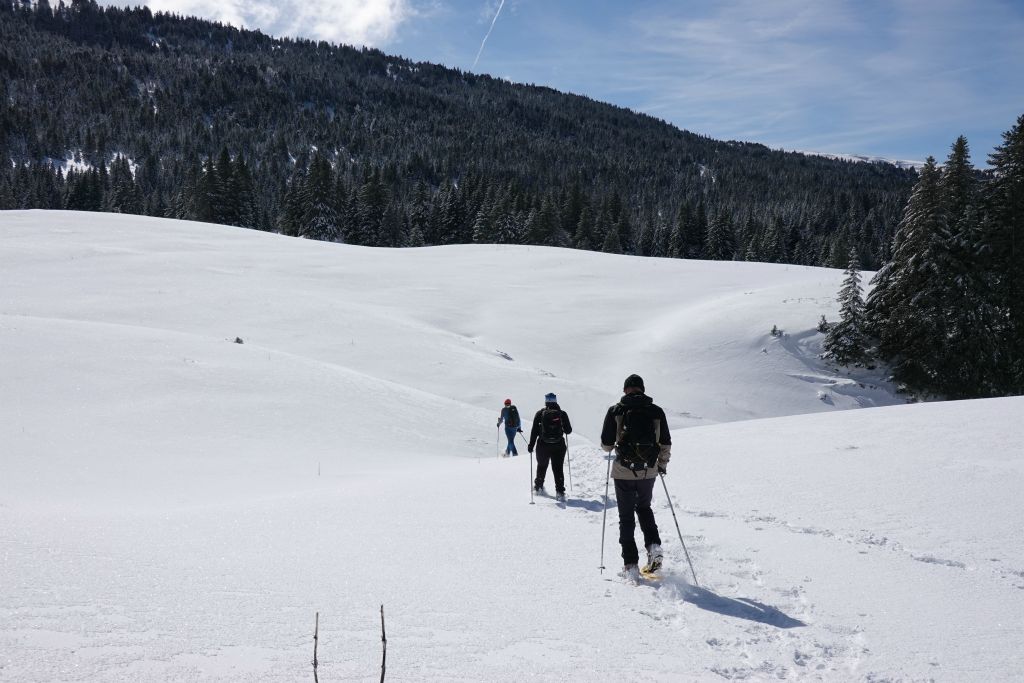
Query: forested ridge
[[1, 0, 916, 266]]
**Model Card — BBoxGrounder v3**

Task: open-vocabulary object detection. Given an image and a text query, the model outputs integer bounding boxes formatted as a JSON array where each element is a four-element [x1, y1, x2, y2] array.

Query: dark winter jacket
[[528, 402, 572, 451], [497, 405, 521, 429], [600, 392, 671, 480]]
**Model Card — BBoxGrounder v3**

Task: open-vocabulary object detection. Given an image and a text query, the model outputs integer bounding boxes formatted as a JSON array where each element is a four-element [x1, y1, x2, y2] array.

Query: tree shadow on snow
[[682, 585, 805, 628]]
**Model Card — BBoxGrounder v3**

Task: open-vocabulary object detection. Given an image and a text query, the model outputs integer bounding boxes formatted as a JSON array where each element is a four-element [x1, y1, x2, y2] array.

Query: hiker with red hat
[[496, 398, 523, 457]]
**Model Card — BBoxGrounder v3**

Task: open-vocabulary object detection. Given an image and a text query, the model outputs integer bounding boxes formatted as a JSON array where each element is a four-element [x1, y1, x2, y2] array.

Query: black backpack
[[540, 408, 565, 444], [507, 405, 520, 428], [616, 403, 660, 471]]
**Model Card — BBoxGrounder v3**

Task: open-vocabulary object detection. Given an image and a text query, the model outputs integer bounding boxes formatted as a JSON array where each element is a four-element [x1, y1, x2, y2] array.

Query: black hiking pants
[[534, 441, 567, 493], [614, 477, 661, 565]]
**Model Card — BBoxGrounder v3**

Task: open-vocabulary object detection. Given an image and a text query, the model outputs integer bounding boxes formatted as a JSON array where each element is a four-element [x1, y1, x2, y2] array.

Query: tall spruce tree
[[865, 157, 955, 394], [300, 152, 339, 241], [936, 137, 1002, 397], [983, 114, 1024, 392], [823, 248, 870, 366]]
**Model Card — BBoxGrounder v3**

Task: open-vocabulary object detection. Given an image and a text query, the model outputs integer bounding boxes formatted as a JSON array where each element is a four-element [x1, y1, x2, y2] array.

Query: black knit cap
[[623, 374, 645, 392]]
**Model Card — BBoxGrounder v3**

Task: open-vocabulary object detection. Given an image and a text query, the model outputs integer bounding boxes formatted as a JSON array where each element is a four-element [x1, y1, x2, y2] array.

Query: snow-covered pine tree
[[704, 211, 732, 260], [353, 169, 387, 246], [601, 219, 622, 253], [277, 166, 306, 237], [983, 114, 1024, 392], [667, 204, 687, 258], [229, 155, 257, 229], [936, 137, 1002, 397], [495, 213, 522, 244], [823, 248, 870, 366], [213, 148, 235, 225], [865, 157, 954, 394], [407, 181, 432, 245], [300, 153, 340, 242], [573, 205, 594, 250], [471, 206, 492, 243], [105, 155, 143, 215]]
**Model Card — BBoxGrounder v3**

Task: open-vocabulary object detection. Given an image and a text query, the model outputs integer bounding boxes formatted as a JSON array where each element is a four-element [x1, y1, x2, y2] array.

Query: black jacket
[[600, 392, 672, 479], [528, 402, 572, 450]]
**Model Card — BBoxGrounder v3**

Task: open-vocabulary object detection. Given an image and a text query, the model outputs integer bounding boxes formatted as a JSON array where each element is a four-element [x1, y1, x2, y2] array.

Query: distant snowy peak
[[800, 150, 924, 171]]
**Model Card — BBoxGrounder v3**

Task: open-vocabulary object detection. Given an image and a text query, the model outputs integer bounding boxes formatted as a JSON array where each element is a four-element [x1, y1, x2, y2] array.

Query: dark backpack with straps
[[540, 408, 565, 444], [616, 403, 660, 471], [506, 405, 520, 428]]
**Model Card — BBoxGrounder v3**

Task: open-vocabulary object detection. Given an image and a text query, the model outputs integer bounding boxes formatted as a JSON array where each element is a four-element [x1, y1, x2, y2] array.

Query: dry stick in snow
[[380, 604, 387, 682], [312, 612, 319, 683]]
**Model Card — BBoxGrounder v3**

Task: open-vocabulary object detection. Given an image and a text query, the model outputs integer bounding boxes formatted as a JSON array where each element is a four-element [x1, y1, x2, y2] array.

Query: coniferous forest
[[3, 2, 1023, 399], [2, 1, 914, 267], [822, 123, 1024, 399]]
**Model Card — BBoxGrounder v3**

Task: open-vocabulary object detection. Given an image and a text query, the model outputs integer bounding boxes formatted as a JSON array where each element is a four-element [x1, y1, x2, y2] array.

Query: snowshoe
[[643, 544, 663, 573]]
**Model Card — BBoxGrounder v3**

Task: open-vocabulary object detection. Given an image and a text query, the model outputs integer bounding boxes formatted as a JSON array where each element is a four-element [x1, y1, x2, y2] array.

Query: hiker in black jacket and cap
[[528, 393, 572, 500], [601, 374, 671, 583]]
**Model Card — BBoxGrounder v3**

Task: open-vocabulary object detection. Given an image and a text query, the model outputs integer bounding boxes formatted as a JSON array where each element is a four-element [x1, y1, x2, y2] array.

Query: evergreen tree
[[230, 154, 257, 228], [105, 155, 143, 214], [865, 157, 952, 393], [495, 213, 522, 244], [573, 205, 594, 250], [213, 147, 235, 225], [705, 211, 734, 260], [471, 206, 493, 243], [601, 219, 622, 254], [983, 114, 1024, 391], [935, 137, 1002, 397], [823, 248, 870, 366], [278, 166, 306, 237], [353, 169, 387, 245], [668, 204, 687, 258], [300, 152, 339, 241]]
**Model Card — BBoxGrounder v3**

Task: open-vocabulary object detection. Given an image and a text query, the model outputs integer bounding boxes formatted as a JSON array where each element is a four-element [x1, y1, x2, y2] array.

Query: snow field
[[2, 210, 1023, 681]]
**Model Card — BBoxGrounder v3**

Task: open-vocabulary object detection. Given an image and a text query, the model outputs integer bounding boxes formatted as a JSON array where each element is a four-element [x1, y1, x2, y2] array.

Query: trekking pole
[[496, 426, 501, 458], [599, 450, 612, 573], [564, 435, 573, 492], [660, 473, 699, 587], [518, 433, 534, 505]]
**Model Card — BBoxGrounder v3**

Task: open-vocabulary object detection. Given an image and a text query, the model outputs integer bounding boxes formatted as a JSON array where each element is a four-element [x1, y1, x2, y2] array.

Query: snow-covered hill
[[799, 150, 925, 171], [2, 210, 1022, 681]]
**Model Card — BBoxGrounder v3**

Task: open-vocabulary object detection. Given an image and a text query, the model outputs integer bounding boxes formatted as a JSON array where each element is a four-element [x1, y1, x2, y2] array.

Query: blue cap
[[544, 393, 557, 403]]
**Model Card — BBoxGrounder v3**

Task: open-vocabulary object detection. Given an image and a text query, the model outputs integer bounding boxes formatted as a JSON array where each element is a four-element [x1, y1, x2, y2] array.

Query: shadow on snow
[[682, 585, 806, 629], [564, 496, 614, 512]]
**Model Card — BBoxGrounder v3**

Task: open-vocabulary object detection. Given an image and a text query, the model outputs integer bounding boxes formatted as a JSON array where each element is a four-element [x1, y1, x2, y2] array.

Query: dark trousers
[[534, 442, 566, 493], [615, 477, 661, 565]]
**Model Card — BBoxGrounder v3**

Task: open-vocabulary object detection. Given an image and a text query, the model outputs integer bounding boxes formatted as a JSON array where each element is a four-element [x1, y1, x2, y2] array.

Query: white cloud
[[135, 0, 414, 46]]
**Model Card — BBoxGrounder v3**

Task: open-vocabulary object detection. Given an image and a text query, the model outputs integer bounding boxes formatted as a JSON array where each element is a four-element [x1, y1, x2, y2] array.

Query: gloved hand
[[517, 428, 523, 433], [657, 465, 667, 475], [528, 446, 534, 454], [496, 421, 501, 427]]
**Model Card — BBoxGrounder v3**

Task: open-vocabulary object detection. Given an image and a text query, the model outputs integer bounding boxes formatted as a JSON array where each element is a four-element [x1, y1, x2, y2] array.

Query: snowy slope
[[2, 210, 1022, 681]]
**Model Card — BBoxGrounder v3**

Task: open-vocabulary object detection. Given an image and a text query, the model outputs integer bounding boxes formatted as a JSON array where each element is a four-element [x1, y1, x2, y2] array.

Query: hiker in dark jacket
[[496, 398, 522, 456], [600, 374, 671, 583], [528, 393, 573, 498]]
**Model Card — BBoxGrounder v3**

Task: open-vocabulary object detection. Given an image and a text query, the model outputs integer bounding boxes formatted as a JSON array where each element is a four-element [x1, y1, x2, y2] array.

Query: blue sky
[[102, 0, 1024, 164]]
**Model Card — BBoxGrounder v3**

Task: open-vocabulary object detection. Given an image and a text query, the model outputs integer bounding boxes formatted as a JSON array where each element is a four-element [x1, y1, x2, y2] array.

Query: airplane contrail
[[472, 0, 506, 70]]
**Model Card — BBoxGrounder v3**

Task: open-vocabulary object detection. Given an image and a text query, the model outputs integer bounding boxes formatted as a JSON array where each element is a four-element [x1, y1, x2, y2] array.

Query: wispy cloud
[[111, 0, 415, 47], [604, 0, 1024, 157]]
